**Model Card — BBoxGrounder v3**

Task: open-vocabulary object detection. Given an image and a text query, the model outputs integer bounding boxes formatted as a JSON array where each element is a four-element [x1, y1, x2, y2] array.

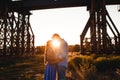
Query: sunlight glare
[[52, 39, 60, 48]]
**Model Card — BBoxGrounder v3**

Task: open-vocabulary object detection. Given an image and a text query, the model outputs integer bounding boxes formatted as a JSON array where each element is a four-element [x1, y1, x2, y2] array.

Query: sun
[[52, 39, 60, 47]]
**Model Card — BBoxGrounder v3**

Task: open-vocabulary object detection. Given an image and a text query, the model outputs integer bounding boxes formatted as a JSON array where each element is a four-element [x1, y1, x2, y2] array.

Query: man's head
[[52, 33, 60, 39]]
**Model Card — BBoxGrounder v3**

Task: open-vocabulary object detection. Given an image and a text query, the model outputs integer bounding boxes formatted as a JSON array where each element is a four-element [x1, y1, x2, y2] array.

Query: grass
[[0, 55, 45, 80], [0, 54, 120, 80]]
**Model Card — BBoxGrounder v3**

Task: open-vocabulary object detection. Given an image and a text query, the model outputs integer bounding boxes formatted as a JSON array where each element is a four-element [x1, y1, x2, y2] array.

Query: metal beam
[[11, 0, 120, 11]]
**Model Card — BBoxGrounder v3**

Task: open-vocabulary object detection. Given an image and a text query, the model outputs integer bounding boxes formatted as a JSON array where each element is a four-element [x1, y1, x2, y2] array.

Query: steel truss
[[0, 11, 34, 56], [80, 0, 120, 54]]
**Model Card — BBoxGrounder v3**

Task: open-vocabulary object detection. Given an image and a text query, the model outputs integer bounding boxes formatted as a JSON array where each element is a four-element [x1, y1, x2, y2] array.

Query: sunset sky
[[30, 5, 120, 46]]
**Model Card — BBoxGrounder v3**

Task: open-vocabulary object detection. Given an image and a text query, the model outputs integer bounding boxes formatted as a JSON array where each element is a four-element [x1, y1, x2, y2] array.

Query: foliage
[[35, 44, 80, 54], [68, 45, 74, 52], [94, 55, 120, 72], [73, 44, 80, 52], [35, 46, 45, 54], [68, 56, 82, 71], [68, 55, 96, 80], [68, 54, 120, 80]]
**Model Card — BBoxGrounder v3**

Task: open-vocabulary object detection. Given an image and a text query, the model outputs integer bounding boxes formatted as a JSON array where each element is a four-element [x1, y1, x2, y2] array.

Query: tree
[[35, 46, 45, 54], [73, 44, 80, 52]]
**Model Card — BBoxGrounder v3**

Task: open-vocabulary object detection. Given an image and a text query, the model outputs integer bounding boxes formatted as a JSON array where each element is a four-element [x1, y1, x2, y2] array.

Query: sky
[[30, 5, 120, 46]]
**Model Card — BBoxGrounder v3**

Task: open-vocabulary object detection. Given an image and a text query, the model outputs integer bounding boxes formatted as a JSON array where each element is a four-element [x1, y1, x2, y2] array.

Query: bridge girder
[[0, 0, 119, 12], [13, 0, 120, 10]]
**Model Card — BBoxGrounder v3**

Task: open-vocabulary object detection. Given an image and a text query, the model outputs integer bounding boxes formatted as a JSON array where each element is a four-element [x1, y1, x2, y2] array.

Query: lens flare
[[52, 39, 60, 47]]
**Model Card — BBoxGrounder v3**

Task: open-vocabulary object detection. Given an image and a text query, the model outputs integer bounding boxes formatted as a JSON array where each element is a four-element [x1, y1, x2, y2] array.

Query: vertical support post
[[3, 17, 7, 56], [9, 12, 14, 56], [21, 14, 25, 55], [90, 0, 97, 53], [101, 0, 107, 53], [16, 13, 21, 55], [80, 35, 84, 54], [97, 11, 102, 53]]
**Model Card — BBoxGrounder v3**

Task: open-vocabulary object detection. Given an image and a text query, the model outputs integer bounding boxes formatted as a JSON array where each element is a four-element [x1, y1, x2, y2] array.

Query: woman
[[44, 40, 57, 80]]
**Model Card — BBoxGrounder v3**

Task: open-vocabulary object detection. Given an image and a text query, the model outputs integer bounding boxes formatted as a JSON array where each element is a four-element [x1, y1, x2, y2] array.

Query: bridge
[[0, 0, 120, 56]]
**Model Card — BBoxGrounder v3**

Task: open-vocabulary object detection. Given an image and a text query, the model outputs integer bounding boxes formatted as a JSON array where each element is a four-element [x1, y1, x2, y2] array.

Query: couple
[[44, 33, 68, 80]]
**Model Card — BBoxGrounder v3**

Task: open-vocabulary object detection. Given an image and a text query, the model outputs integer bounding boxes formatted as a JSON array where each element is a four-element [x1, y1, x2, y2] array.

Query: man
[[52, 33, 68, 80]]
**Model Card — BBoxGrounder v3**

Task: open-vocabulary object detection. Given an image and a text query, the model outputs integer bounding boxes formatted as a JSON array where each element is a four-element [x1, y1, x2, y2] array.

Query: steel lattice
[[0, 12, 34, 56]]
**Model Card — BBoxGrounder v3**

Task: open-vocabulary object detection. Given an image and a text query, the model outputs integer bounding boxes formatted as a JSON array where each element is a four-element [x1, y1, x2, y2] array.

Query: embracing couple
[[44, 33, 68, 80]]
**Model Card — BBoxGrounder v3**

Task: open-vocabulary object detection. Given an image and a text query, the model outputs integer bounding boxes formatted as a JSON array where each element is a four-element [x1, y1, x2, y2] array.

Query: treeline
[[35, 44, 80, 54]]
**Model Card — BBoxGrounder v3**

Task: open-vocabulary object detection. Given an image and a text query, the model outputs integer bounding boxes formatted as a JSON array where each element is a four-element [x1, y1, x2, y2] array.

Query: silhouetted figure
[[44, 33, 68, 80]]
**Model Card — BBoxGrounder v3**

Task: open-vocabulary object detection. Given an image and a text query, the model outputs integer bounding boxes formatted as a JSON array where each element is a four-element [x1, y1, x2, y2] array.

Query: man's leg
[[57, 66, 66, 80]]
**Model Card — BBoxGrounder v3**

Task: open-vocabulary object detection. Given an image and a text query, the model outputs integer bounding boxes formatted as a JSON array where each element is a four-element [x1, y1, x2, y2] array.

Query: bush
[[68, 56, 97, 80], [94, 56, 120, 72], [68, 56, 83, 71], [67, 54, 120, 80]]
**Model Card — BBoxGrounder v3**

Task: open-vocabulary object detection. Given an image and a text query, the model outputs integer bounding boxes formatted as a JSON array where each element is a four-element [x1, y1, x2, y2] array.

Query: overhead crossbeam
[[10, 0, 120, 11]]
